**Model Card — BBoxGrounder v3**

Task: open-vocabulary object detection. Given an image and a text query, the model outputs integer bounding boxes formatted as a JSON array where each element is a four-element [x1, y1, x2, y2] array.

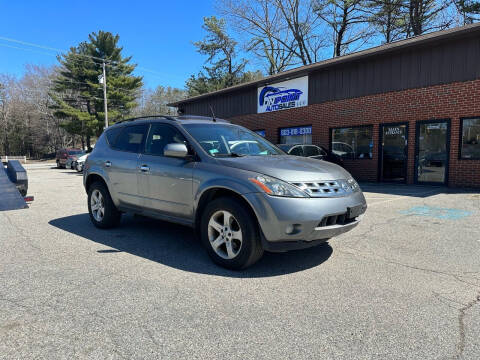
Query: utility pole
[[101, 60, 108, 129]]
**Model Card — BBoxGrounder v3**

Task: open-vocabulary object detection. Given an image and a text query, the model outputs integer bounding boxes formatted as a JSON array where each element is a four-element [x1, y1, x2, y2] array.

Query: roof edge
[[168, 23, 480, 107]]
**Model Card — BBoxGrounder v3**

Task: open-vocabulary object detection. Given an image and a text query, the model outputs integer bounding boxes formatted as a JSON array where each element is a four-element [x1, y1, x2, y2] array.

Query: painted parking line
[[399, 205, 472, 220]]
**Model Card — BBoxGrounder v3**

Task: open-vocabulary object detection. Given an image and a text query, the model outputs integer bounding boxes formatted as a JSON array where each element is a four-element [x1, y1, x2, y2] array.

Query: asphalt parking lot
[[1, 164, 479, 359]]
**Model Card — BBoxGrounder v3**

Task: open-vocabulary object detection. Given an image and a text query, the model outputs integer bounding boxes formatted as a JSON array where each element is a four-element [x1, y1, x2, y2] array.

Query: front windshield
[[183, 123, 284, 157]]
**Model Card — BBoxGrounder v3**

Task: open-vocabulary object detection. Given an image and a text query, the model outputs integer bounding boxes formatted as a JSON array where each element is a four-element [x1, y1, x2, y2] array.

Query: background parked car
[[277, 144, 344, 166], [66, 150, 86, 169], [55, 148, 83, 169], [73, 153, 89, 172]]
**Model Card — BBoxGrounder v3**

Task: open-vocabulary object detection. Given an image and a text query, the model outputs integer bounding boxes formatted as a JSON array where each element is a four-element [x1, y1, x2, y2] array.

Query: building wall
[[229, 79, 480, 188], [179, 33, 480, 120]]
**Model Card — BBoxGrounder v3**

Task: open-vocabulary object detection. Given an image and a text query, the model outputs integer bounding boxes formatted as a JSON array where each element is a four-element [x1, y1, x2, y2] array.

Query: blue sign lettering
[[280, 126, 312, 137]]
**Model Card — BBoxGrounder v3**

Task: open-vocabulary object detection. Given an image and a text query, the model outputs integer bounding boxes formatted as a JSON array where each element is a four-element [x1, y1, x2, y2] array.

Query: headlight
[[249, 175, 309, 198], [346, 178, 360, 192]]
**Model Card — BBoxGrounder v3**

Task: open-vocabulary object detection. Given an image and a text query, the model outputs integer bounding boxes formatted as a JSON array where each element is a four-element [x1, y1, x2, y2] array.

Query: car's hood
[[216, 155, 350, 182]]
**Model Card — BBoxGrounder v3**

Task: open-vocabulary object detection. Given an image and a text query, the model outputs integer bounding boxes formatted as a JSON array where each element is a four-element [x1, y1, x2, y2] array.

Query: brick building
[[170, 24, 480, 188]]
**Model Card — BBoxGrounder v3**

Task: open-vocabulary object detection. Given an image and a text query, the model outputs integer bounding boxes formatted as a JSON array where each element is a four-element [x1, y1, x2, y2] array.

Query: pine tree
[[455, 0, 480, 24], [52, 31, 142, 148], [366, 0, 407, 43], [186, 16, 261, 96]]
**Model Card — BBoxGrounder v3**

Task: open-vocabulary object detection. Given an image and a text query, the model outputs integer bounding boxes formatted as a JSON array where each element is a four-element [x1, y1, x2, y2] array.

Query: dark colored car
[[277, 144, 344, 166], [55, 148, 83, 169]]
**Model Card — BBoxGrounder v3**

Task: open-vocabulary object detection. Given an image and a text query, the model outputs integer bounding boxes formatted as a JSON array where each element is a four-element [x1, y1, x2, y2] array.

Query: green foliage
[[366, 0, 408, 43], [186, 16, 260, 96], [455, 0, 480, 23], [52, 31, 143, 141]]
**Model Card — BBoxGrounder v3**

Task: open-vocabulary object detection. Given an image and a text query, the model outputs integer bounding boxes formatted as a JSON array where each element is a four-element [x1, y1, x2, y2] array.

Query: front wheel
[[87, 181, 121, 229], [200, 197, 264, 270]]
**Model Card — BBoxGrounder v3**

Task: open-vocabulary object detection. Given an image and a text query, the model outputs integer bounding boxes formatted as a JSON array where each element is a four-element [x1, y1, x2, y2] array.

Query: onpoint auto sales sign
[[257, 76, 308, 113]]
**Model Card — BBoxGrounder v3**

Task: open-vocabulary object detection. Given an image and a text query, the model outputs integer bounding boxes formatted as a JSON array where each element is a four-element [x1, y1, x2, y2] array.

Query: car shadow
[[48, 213, 333, 278]]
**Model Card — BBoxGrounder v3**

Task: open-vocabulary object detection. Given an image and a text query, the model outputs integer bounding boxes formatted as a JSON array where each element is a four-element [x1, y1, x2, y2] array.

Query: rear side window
[[303, 146, 320, 157], [112, 125, 148, 153], [106, 127, 123, 147], [289, 146, 304, 156]]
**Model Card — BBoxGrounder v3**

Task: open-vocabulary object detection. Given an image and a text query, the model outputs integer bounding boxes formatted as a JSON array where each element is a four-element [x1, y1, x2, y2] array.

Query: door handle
[[140, 165, 150, 172], [105, 161, 111, 167]]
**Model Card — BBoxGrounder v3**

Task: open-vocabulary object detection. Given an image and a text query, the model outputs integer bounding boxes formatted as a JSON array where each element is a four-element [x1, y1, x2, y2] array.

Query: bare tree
[[133, 85, 186, 116], [218, 0, 326, 72], [406, 0, 452, 36], [314, 0, 373, 57]]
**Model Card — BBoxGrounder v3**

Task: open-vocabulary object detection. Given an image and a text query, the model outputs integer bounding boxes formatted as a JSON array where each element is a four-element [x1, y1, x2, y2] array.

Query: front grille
[[317, 213, 357, 227], [291, 179, 360, 197], [291, 180, 347, 197]]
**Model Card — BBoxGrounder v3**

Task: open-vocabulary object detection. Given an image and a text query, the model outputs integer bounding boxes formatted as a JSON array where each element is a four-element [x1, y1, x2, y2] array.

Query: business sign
[[257, 76, 308, 113], [280, 126, 312, 137]]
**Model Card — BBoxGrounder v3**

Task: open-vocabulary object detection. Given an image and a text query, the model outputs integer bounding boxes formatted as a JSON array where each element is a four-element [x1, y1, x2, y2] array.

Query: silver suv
[[83, 116, 367, 269]]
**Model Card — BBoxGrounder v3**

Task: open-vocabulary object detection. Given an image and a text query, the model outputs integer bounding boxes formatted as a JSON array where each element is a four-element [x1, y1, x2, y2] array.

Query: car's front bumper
[[244, 190, 366, 251]]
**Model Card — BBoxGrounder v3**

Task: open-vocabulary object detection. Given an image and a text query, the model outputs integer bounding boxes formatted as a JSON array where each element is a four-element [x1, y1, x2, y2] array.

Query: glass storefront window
[[461, 118, 480, 159], [331, 126, 373, 159], [279, 125, 312, 144]]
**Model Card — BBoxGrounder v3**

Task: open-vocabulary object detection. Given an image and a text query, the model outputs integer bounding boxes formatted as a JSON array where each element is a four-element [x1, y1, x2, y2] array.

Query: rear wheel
[[88, 181, 121, 229], [201, 197, 263, 270], [56, 160, 61, 168]]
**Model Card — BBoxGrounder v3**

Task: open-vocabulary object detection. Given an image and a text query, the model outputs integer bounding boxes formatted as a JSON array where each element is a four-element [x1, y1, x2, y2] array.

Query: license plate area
[[347, 204, 366, 219]]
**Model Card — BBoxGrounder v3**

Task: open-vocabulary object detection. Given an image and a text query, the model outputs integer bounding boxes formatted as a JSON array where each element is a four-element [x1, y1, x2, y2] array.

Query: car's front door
[[138, 123, 195, 220]]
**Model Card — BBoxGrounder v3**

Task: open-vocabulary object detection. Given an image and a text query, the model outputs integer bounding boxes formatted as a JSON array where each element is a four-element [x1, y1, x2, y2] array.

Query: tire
[[76, 163, 83, 172], [56, 160, 61, 169], [200, 197, 264, 270], [87, 181, 121, 229]]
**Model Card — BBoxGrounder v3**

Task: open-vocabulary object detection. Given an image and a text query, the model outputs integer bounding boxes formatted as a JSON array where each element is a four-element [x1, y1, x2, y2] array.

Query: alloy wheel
[[208, 210, 243, 259], [90, 189, 105, 222]]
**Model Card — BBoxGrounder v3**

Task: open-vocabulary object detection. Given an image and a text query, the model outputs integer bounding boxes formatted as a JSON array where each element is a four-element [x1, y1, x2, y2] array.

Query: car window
[[318, 147, 328, 156], [303, 145, 320, 157], [144, 123, 187, 156], [183, 123, 282, 157], [113, 125, 148, 153], [289, 146, 304, 156], [106, 127, 123, 147]]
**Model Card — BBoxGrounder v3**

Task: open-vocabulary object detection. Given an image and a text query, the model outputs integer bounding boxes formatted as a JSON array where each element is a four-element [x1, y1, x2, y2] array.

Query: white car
[[73, 153, 89, 172]]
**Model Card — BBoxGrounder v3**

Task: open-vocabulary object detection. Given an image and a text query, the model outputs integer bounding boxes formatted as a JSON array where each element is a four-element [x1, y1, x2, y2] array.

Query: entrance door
[[415, 120, 450, 184], [379, 123, 408, 182]]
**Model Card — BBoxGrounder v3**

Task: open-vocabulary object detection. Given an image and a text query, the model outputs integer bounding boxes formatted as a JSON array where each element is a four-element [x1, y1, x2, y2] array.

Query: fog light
[[285, 224, 294, 234]]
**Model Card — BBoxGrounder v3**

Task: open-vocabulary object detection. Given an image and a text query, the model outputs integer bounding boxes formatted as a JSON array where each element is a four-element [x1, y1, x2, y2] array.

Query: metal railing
[[1, 156, 27, 164]]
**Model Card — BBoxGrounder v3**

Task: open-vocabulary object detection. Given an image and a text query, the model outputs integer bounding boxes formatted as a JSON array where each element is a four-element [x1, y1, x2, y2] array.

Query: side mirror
[[164, 143, 189, 158]]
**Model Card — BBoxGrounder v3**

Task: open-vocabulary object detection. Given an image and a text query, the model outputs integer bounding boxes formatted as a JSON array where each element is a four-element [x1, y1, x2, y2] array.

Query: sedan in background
[[55, 148, 84, 169], [277, 144, 344, 167], [73, 153, 89, 172]]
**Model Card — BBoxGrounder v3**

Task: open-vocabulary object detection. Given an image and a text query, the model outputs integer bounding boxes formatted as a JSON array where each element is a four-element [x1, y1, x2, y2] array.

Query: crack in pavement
[[337, 247, 480, 288], [454, 292, 480, 359]]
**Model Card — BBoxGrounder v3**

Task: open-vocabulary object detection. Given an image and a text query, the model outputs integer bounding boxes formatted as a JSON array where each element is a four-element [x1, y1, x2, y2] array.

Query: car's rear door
[[137, 123, 194, 220], [105, 124, 147, 209]]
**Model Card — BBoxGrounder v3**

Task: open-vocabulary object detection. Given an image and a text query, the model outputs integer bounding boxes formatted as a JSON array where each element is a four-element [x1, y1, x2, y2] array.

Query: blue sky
[[0, 0, 217, 89]]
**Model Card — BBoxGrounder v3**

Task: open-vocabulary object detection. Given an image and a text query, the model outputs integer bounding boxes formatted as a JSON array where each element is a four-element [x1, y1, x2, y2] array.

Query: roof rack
[[113, 115, 177, 125], [176, 115, 230, 123]]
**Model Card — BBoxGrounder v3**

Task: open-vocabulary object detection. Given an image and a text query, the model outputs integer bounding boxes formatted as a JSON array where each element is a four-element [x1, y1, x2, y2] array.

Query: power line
[[0, 35, 185, 80]]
